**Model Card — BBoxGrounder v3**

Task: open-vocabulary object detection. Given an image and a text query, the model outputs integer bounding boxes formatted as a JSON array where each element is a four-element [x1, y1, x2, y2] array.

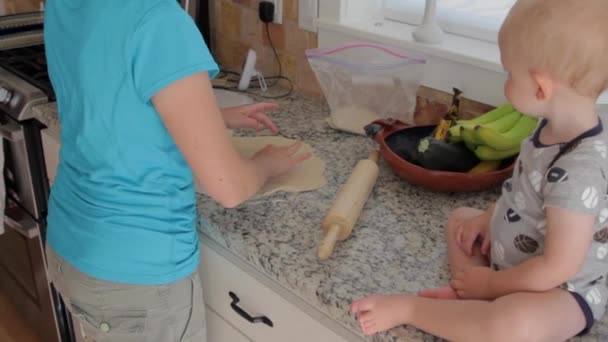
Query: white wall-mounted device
[[266, 0, 283, 24], [238, 49, 267, 92]]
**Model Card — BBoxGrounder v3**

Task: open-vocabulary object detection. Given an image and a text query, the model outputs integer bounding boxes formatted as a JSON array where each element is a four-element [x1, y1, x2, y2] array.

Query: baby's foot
[[350, 295, 414, 335], [418, 286, 459, 299]]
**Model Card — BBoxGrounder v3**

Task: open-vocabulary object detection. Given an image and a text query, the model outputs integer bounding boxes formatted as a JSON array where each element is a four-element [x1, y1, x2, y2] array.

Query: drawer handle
[[229, 292, 274, 328]]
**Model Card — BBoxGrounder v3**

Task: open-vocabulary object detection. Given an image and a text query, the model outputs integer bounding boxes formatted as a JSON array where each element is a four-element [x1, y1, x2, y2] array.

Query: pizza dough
[[195, 136, 326, 199], [327, 106, 380, 135]]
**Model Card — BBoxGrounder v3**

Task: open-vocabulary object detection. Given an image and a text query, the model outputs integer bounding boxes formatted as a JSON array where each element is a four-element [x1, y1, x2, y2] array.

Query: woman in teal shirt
[[43, 0, 308, 340]]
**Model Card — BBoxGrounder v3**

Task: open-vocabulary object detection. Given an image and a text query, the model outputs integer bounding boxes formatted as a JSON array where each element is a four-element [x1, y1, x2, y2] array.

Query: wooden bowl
[[365, 119, 515, 192]]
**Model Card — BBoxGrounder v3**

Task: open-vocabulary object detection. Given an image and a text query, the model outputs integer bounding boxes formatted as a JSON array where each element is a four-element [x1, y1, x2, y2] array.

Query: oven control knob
[[0, 87, 13, 105]]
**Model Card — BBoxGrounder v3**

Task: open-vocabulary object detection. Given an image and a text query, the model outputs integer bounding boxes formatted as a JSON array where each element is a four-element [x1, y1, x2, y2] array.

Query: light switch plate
[[268, 0, 283, 24], [298, 0, 318, 32]]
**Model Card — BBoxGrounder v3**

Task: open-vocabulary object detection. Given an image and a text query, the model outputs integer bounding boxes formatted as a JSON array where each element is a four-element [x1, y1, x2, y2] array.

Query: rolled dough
[[195, 136, 326, 199]]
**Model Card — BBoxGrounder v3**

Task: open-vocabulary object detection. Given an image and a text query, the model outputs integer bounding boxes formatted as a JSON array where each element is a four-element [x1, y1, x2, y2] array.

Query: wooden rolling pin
[[318, 151, 380, 260]]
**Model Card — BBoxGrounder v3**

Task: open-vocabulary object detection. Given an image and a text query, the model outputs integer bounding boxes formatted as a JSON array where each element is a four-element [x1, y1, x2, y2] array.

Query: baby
[[351, 0, 608, 341]]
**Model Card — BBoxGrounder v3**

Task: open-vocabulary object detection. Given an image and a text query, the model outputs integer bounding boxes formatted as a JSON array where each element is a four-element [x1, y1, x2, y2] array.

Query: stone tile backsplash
[[211, 0, 322, 97], [210, 0, 496, 123], [0, 0, 42, 15], [414, 86, 495, 125]]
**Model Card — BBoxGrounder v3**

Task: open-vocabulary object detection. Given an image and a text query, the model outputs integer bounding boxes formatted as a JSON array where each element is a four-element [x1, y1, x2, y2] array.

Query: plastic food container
[[306, 43, 426, 133]]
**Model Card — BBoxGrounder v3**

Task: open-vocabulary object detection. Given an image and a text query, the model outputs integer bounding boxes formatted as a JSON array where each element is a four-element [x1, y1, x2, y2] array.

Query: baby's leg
[[420, 207, 489, 299], [352, 288, 585, 341]]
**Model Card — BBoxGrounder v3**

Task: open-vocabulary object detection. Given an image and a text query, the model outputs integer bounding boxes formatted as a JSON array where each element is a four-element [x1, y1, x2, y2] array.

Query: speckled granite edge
[[34, 94, 608, 342], [32, 102, 60, 140]]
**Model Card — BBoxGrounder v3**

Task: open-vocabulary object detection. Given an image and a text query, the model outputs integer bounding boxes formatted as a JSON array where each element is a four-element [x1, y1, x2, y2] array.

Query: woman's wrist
[[250, 156, 273, 184]]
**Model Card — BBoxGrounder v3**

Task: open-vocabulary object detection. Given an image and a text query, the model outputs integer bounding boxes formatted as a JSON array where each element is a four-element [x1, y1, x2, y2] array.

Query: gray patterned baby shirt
[[490, 118, 608, 319]]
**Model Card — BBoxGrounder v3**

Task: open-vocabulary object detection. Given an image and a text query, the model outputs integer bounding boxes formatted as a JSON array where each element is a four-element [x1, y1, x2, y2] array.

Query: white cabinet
[[199, 240, 359, 342], [206, 306, 251, 342]]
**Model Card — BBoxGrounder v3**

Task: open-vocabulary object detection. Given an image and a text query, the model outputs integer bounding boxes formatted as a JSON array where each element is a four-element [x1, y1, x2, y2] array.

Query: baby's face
[[501, 54, 549, 118]]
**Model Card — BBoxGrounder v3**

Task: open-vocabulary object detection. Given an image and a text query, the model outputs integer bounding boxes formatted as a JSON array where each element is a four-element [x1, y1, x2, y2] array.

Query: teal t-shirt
[[44, 0, 218, 285]]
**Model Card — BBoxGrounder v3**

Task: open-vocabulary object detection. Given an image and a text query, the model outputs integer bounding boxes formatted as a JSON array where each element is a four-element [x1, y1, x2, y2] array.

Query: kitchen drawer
[[199, 244, 349, 342], [206, 306, 251, 342]]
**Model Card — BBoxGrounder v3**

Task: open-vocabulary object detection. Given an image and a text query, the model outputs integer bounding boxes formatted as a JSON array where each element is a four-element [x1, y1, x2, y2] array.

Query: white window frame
[[383, 0, 515, 43], [315, 0, 608, 106]]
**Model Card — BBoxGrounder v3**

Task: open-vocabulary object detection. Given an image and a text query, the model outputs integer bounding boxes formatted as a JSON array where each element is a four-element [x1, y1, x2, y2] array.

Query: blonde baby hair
[[499, 0, 608, 97]]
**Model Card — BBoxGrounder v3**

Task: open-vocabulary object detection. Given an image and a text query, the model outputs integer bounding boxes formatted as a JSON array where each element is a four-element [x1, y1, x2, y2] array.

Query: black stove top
[[0, 44, 54, 101]]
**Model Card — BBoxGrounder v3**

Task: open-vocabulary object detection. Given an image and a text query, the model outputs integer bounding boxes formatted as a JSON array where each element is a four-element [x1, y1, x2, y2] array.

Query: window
[[383, 0, 516, 43]]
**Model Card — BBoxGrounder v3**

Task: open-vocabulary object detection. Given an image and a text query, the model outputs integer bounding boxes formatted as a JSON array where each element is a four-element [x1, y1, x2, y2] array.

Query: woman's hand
[[222, 103, 280, 133], [252, 143, 311, 179]]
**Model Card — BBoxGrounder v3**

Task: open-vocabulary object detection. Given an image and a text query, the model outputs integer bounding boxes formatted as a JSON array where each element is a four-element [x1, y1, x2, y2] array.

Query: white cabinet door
[[207, 306, 251, 342], [199, 243, 350, 342]]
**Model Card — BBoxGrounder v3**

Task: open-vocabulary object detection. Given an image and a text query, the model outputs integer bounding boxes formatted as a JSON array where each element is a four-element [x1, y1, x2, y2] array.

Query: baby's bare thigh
[[489, 289, 586, 342], [446, 207, 485, 231]]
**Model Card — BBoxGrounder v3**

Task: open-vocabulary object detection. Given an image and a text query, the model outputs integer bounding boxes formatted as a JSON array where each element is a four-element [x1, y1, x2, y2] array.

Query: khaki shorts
[[46, 245, 206, 342]]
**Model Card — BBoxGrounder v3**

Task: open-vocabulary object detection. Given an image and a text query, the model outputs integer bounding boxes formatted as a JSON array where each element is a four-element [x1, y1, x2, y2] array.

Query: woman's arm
[[152, 72, 306, 208]]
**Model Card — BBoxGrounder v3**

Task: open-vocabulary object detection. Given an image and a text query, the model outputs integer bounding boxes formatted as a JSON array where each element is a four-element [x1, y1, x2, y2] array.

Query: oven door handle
[[4, 206, 39, 238], [0, 122, 24, 142]]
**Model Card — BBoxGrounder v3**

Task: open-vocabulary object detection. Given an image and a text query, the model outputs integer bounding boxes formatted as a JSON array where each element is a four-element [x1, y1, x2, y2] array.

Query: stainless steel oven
[[0, 8, 74, 342]]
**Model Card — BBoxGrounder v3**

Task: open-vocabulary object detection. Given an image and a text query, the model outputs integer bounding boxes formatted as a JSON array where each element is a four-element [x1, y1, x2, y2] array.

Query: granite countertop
[[33, 95, 608, 342], [34, 102, 61, 139]]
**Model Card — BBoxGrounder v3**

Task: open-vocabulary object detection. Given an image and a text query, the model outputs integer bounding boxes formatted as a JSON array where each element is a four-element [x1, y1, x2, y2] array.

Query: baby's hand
[[450, 266, 495, 300], [456, 213, 491, 257]]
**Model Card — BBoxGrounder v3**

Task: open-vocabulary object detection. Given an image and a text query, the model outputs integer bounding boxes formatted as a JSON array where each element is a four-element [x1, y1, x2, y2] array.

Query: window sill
[[315, 17, 608, 105], [317, 17, 502, 72]]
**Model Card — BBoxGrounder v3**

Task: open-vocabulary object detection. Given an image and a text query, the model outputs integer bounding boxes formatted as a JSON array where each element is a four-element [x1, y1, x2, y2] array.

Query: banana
[[447, 123, 477, 143], [456, 104, 515, 126], [430, 88, 463, 141], [474, 145, 520, 161], [447, 125, 463, 142], [468, 160, 502, 173], [473, 115, 538, 151], [479, 110, 521, 133], [433, 118, 456, 140], [464, 140, 477, 152], [460, 126, 482, 146], [448, 107, 518, 143]]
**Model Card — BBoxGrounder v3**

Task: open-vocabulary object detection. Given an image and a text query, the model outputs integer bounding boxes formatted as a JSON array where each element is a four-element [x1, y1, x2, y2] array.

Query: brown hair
[[499, 0, 608, 97]]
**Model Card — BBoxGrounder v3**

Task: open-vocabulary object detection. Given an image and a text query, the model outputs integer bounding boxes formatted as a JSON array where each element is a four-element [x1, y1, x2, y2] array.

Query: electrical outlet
[[267, 0, 283, 24], [298, 0, 318, 32]]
